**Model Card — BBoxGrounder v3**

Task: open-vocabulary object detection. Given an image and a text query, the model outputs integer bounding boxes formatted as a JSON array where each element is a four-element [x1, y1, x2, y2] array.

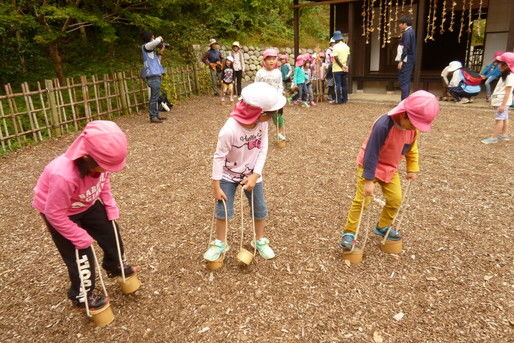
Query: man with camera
[[202, 38, 223, 96], [141, 31, 168, 123]]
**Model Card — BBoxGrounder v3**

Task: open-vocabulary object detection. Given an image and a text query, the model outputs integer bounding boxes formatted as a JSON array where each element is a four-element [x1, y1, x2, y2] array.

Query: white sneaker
[[459, 98, 470, 104], [277, 133, 286, 140]]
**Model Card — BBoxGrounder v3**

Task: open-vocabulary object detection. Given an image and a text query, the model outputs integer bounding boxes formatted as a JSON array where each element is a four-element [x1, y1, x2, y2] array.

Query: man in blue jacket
[[397, 15, 416, 100], [141, 31, 167, 123]]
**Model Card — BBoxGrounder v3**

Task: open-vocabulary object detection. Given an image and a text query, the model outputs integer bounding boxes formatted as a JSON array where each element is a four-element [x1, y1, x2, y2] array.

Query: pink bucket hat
[[262, 48, 278, 59], [295, 55, 304, 67], [65, 120, 128, 172], [279, 54, 289, 60], [387, 90, 440, 132], [230, 82, 287, 124], [496, 52, 514, 72]]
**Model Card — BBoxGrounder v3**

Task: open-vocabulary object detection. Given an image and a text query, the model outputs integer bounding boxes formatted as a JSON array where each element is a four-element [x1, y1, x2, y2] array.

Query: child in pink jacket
[[33, 120, 138, 310], [340, 91, 440, 250], [204, 82, 286, 262]]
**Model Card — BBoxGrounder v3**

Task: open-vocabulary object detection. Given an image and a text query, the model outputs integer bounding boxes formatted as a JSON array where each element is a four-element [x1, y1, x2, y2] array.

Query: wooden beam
[[289, 0, 360, 9], [347, 2, 354, 93], [413, 0, 426, 91], [294, 0, 300, 59], [507, 1, 514, 51], [329, 3, 335, 37]]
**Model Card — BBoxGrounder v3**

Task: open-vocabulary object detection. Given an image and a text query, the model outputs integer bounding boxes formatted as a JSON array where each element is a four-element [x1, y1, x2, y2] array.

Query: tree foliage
[[0, 0, 328, 85]]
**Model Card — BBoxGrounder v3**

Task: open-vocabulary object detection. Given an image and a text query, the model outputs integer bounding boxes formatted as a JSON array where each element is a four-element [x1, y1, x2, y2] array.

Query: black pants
[[43, 201, 124, 301], [234, 70, 243, 96]]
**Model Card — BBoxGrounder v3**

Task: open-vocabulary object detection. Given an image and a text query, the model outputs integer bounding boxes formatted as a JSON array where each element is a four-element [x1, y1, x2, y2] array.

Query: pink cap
[[496, 52, 514, 72], [279, 54, 289, 60], [387, 90, 440, 132], [295, 55, 304, 67], [262, 48, 278, 59], [65, 120, 128, 172], [493, 50, 505, 60]]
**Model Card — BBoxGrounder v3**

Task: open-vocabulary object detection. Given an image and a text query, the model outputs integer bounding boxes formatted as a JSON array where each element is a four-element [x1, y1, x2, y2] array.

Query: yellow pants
[[343, 166, 403, 234]]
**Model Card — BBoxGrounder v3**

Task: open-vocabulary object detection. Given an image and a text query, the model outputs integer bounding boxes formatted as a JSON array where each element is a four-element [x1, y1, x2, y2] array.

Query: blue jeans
[[216, 179, 268, 220], [333, 71, 348, 104], [292, 83, 308, 102], [399, 61, 414, 100], [484, 76, 498, 96], [147, 76, 161, 120]]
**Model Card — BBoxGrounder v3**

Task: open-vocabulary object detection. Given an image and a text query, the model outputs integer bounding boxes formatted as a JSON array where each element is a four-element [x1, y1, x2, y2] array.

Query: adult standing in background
[[203, 39, 223, 96], [141, 31, 167, 123], [397, 15, 416, 100], [331, 31, 350, 104], [230, 41, 246, 96]]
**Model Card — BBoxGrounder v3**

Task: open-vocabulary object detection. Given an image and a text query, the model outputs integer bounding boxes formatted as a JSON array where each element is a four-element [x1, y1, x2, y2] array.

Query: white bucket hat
[[232, 41, 240, 47], [447, 61, 462, 72], [209, 38, 217, 46], [241, 82, 286, 112]]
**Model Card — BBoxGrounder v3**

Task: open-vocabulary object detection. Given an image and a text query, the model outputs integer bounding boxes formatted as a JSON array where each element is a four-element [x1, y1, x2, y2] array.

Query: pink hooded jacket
[[32, 121, 128, 249]]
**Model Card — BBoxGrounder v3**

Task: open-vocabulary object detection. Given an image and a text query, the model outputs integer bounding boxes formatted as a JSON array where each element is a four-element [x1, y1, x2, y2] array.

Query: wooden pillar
[[413, 0, 426, 90], [329, 4, 335, 37], [507, 2, 514, 51], [293, 0, 300, 59], [347, 2, 355, 94]]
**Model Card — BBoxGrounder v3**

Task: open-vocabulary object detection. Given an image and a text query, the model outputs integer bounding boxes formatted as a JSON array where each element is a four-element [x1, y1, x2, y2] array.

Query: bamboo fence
[[0, 65, 207, 154]]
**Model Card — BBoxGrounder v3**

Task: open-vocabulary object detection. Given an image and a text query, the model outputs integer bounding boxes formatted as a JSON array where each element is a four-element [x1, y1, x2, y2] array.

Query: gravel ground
[[0, 96, 513, 342]]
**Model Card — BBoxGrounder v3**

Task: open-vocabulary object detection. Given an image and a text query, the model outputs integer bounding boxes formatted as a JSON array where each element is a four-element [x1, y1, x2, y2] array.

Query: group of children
[[33, 47, 511, 317]]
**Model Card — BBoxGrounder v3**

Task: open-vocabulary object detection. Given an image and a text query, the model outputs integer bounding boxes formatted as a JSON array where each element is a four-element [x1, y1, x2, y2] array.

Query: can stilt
[[379, 239, 403, 254], [90, 303, 114, 327], [342, 248, 363, 264], [236, 248, 254, 265], [118, 272, 141, 294]]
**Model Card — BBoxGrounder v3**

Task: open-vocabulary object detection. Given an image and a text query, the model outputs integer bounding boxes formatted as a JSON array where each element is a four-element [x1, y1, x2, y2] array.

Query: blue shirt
[[400, 27, 416, 63]]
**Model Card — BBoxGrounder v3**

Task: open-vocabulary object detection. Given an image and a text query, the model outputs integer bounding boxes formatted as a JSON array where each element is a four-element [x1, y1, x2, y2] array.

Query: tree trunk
[[79, 25, 87, 41], [15, 30, 27, 74], [48, 42, 64, 83]]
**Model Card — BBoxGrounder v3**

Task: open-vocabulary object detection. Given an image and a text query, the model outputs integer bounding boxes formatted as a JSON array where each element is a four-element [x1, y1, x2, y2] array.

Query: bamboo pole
[[22, 82, 43, 142], [80, 75, 92, 121], [92, 74, 102, 119], [66, 78, 79, 130], [44, 79, 62, 136], [0, 99, 8, 150], [21, 82, 38, 142], [54, 79, 70, 132], [4, 84, 21, 146], [103, 74, 113, 120], [37, 81, 52, 138]]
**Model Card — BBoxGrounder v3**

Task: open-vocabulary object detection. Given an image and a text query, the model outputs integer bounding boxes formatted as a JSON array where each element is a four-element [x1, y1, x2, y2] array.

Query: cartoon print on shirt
[[231, 130, 263, 150], [224, 160, 253, 182]]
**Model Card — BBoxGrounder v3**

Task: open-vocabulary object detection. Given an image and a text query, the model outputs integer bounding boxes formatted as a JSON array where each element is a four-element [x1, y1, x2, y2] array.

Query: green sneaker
[[203, 239, 229, 261], [497, 136, 510, 141], [481, 137, 498, 144], [252, 238, 276, 259]]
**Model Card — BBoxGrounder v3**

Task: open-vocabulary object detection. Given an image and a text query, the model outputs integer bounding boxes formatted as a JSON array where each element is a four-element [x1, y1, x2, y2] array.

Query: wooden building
[[291, 0, 514, 92]]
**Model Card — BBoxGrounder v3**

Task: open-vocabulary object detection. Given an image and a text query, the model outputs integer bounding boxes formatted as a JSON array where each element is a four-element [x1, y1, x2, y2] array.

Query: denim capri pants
[[216, 179, 268, 220]]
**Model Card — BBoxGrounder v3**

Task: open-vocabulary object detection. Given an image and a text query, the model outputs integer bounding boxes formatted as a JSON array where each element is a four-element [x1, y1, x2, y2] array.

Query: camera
[[158, 42, 170, 49]]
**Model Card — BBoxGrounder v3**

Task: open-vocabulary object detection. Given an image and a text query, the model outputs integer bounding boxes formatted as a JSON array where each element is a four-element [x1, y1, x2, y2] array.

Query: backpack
[[158, 90, 173, 112], [460, 67, 482, 86]]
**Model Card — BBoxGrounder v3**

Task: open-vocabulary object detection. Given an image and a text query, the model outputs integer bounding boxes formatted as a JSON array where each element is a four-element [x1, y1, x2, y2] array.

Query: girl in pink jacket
[[32, 120, 138, 310]]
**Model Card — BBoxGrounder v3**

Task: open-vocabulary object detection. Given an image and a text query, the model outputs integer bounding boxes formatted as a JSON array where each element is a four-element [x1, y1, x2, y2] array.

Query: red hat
[[496, 52, 514, 72], [387, 90, 440, 132], [65, 120, 128, 172]]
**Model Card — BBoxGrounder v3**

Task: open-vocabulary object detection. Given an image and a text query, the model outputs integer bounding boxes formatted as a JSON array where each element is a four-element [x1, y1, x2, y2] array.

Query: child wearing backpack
[[444, 61, 481, 104], [481, 52, 513, 144], [481, 51, 504, 101]]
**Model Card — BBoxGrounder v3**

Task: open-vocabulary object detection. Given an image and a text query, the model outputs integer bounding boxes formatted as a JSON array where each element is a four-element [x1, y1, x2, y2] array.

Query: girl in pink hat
[[205, 82, 286, 262], [255, 48, 288, 141], [32, 120, 138, 311], [339, 91, 440, 250], [481, 52, 513, 144]]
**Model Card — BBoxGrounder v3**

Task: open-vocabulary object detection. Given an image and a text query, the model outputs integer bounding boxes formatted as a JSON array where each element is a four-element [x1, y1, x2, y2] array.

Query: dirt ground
[[0, 96, 512, 343]]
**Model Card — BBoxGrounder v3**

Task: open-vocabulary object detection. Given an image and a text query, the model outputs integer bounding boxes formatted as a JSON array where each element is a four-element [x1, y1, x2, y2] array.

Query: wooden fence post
[[117, 72, 129, 114], [44, 79, 62, 136], [192, 63, 200, 95]]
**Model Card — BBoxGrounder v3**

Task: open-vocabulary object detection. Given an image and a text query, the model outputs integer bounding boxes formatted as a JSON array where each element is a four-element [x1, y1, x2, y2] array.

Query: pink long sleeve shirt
[[32, 155, 119, 248], [212, 117, 269, 183]]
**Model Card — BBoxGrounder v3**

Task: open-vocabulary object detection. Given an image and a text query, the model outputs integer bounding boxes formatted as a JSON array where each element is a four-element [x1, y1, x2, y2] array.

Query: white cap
[[241, 82, 287, 112], [226, 56, 234, 62], [329, 38, 335, 43], [447, 61, 462, 72]]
